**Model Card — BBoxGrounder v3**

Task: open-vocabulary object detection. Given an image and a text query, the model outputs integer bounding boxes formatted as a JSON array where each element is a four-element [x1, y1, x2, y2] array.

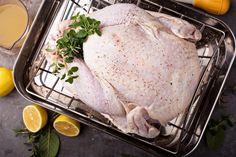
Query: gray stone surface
[[0, 0, 236, 157]]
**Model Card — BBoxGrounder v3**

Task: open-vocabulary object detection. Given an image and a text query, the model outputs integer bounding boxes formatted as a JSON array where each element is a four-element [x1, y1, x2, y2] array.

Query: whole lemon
[[0, 67, 14, 97]]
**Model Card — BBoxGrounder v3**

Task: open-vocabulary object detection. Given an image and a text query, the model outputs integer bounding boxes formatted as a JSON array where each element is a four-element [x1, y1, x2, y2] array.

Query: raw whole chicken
[[44, 3, 201, 138]]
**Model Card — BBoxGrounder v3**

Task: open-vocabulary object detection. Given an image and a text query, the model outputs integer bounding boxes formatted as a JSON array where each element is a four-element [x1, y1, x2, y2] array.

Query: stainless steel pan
[[13, 0, 236, 156]]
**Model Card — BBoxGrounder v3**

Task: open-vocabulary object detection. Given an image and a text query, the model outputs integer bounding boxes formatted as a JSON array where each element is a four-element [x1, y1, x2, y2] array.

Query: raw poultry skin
[[45, 3, 201, 138]]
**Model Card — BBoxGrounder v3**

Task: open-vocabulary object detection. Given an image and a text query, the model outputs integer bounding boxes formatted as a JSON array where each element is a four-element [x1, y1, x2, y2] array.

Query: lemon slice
[[0, 67, 14, 97], [53, 115, 80, 137], [23, 105, 48, 133]]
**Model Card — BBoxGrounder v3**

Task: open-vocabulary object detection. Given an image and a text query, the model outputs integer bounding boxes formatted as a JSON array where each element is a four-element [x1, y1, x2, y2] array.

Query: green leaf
[[64, 57, 74, 63], [70, 12, 80, 21], [69, 22, 80, 29], [67, 29, 76, 37], [77, 30, 88, 38], [61, 73, 66, 80], [206, 127, 224, 150], [95, 29, 102, 36], [67, 70, 74, 76], [71, 66, 78, 72], [38, 129, 60, 157], [58, 63, 65, 68], [65, 77, 73, 84], [70, 16, 77, 21]]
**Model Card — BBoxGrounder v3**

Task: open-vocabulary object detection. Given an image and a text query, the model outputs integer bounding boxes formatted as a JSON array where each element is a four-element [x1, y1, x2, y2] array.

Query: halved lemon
[[22, 105, 48, 133], [0, 67, 14, 97], [53, 115, 80, 137]]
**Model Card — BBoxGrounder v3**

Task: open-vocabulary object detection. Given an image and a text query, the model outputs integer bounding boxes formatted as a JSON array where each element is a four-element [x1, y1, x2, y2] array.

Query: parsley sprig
[[48, 13, 101, 84]]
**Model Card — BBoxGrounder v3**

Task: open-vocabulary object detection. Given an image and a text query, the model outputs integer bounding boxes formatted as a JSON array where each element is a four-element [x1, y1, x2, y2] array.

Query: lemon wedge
[[23, 105, 48, 133], [0, 67, 14, 97], [53, 115, 80, 137]]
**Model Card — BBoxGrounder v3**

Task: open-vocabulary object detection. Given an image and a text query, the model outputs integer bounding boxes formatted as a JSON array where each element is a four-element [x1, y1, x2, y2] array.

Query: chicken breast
[[44, 3, 201, 138]]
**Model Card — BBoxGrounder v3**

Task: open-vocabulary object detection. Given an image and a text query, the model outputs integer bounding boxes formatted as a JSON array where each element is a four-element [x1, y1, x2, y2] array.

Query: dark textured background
[[0, 0, 236, 157]]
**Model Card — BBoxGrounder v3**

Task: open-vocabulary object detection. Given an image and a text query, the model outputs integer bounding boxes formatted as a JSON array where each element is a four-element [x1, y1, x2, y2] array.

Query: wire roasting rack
[[13, 0, 236, 156]]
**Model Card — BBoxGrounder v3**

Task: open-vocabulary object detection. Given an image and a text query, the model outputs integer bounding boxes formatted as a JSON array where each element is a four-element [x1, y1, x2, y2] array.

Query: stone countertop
[[0, 0, 236, 157]]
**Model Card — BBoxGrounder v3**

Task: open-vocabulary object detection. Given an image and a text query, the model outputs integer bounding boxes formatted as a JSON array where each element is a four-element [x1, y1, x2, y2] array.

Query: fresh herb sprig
[[48, 13, 101, 84], [50, 62, 65, 74], [14, 113, 60, 157], [205, 86, 235, 150], [206, 115, 233, 150], [70, 13, 101, 36], [63, 66, 79, 84]]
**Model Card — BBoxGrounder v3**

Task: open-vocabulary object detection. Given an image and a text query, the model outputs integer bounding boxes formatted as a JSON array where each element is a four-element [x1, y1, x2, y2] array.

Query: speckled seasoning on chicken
[[44, 3, 201, 138]]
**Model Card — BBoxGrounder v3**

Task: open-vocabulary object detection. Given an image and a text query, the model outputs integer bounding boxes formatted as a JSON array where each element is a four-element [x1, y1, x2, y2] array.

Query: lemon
[[53, 115, 80, 137], [0, 67, 14, 97], [23, 105, 48, 133]]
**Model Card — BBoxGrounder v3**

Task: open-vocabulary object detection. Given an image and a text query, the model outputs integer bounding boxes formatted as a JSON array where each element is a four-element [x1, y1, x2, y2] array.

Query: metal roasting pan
[[13, 0, 236, 156]]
